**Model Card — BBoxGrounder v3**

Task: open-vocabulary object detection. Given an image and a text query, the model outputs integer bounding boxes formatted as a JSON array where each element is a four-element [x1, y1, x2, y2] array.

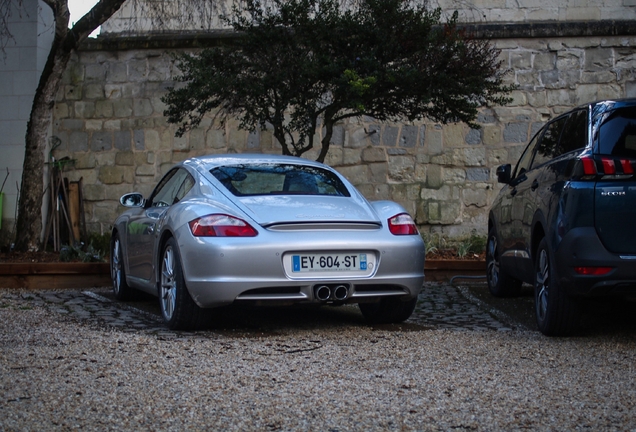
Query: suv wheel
[[534, 237, 581, 336], [486, 227, 521, 297]]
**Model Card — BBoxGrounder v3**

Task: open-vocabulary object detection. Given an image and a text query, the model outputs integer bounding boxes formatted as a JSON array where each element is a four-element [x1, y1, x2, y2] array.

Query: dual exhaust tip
[[314, 284, 349, 302]]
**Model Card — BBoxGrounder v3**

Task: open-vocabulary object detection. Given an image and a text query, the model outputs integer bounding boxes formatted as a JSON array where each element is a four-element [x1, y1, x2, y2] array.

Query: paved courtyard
[[2, 282, 518, 335], [3, 281, 636, 430]]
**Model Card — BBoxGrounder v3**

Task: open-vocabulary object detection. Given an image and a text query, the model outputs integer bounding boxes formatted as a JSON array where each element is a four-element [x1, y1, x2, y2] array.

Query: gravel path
[[1, 285, 636, 431]]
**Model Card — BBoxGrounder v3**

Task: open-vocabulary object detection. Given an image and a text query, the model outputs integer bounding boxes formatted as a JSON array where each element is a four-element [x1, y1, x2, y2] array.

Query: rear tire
[[159, 237, 206, 330], [534, 237, 581, 336], [359, 297, 417, 324], [486, 227, 522, 297], [111, 233, 134, 301]]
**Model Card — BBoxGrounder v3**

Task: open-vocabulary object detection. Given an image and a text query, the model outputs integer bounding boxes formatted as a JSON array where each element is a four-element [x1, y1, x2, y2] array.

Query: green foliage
[[87, 232, 111, 255], [453, 232, 487, 258], [59, 232, 110, 263], [163, 0, 513, 163], [468, 232, 487, 255], [456, 240, 472, 258], [422, 232, 446, 255]]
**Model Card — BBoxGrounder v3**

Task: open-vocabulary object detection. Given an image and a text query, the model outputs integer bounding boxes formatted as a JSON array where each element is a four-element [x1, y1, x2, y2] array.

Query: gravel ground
[[1, 288, 636, 431]]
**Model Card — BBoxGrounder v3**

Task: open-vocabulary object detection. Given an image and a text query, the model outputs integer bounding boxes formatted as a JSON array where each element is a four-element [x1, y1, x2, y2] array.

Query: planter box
[[0, 259, 485, 289], [0, 262, 111, 289]]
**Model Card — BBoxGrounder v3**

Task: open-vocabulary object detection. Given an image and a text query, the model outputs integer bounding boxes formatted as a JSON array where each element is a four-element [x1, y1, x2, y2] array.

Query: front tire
[[111, 233, 134, 301], [486, 227, 522, 297], [160, 237, 205, 330], [359, 297, 417, 324], [534, 237, 581, 336]]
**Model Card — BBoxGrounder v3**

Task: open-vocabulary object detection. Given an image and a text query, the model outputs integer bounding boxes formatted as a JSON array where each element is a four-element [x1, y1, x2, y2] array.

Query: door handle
[[531, 180, 539, 191]]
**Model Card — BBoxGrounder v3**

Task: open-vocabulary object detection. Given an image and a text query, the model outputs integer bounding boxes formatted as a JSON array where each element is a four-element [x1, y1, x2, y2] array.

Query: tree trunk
[[14, 4, 71, 251], [317, 115, 336, 164], [14, 0, 128, 251]]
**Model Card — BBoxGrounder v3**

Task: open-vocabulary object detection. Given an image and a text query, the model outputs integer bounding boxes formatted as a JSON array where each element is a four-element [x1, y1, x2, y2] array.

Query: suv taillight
[[578, 156, 635, 179], [581, 157, 597, 176]]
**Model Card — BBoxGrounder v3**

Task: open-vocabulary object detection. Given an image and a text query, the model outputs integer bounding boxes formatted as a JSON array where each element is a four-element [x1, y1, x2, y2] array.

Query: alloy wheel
[[112, 238, 122, 295], [160, 245, 177, 321], [536, 248, 549, 322], [486, 235, 499, 288]]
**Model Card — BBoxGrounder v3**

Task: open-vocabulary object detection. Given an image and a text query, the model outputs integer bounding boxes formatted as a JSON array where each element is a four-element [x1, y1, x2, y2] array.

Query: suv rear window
[[211, 164, 351, 197], [597, 107, 636, 158]]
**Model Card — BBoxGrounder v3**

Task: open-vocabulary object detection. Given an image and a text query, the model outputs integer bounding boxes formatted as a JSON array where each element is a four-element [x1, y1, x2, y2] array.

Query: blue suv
[[487, 99, 636, 336]]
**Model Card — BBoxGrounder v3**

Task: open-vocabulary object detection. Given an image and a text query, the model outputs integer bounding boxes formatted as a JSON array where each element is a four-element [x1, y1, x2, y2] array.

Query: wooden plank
[[0, 274, 112, 289], [68, 181, 81, 242], [0, 263, 109, 276]]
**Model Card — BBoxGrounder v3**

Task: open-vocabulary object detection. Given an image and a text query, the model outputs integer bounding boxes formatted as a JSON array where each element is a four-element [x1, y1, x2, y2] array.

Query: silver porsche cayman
[[111, 154, 425, 329]]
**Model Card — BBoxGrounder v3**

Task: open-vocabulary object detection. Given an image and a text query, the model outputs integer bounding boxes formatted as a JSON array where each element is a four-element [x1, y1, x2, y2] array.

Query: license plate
[[293, 253, 367, 272], [283, 252, 376, 278]]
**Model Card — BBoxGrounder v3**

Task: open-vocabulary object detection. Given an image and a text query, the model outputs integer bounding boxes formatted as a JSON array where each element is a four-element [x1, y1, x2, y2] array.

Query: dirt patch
[[427, 249, 485, 261], [0, 251, 63, 263]]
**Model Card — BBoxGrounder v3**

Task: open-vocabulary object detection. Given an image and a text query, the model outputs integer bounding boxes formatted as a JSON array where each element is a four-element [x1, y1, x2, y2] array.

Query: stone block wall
[[50, 30, 636, 240], [100, 0, 635, 34]]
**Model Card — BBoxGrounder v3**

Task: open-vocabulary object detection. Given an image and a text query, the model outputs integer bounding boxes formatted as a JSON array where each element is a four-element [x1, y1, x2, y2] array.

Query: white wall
[[0, 0, 53, 239]]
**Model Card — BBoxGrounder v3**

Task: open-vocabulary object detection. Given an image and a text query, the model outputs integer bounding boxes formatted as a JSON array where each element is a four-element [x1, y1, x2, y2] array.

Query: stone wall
[[50, 26, 636, 240], [100, 0, 636, 34]]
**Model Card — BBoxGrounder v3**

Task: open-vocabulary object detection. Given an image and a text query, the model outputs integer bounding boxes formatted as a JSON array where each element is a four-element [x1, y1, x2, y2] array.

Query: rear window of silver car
[[210, 164, 351, 197]]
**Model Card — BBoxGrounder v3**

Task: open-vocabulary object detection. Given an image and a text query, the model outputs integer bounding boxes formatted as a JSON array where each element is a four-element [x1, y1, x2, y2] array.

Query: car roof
[[182, 153, 329, 171], [586, 98, 636, 111]]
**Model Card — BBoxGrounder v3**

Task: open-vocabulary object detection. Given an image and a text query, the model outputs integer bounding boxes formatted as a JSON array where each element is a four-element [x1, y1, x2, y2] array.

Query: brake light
[[388, 213, 419, 235], [574, 266, 613, 276], [601, 158, 616, 175], [189, 214, 258, 237], [580, 157, 597, 176], [579, 156, 635, 177], [621, 159, 634, 174]]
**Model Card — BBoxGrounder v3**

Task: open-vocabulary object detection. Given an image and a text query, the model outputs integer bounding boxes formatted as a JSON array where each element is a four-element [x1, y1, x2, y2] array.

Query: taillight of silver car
[[189, 214, 259, 237], [388, 213, 419, 235]]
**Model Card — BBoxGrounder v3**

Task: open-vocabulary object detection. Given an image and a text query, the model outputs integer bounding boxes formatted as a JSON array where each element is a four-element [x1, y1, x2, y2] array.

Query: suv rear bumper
[[555, 227, 636, 297]]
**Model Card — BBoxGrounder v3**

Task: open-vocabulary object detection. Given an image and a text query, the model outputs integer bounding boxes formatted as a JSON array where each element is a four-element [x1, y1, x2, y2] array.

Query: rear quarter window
[[557, 109, 588, 156], [597, 107, 636, 158], [532, 116, 568, 168]]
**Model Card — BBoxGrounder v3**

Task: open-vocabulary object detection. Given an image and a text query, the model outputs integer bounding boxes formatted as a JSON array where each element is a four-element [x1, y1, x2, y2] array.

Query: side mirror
[[120, 192, 146, 207], [496, 164, 512, 184]]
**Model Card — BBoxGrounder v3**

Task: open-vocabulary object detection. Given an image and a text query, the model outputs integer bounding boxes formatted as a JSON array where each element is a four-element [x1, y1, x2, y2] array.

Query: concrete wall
[[0, 0, 53, 243], [433, 0, 636, 23], [100, 0, 636, 34], [46, 27, 636, 240]]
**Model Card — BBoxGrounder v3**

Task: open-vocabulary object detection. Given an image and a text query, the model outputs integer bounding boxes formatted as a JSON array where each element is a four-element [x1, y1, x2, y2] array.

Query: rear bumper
[[555, 227, 636, 297], [176, 227, 425, 308], [186, 276, 424, 308]]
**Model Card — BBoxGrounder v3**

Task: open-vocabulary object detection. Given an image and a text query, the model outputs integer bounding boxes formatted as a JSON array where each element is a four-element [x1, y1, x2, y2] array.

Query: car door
[[127, 168, 194, 281], [512, 116, 569, 281], [498, 131, 542, 278]]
